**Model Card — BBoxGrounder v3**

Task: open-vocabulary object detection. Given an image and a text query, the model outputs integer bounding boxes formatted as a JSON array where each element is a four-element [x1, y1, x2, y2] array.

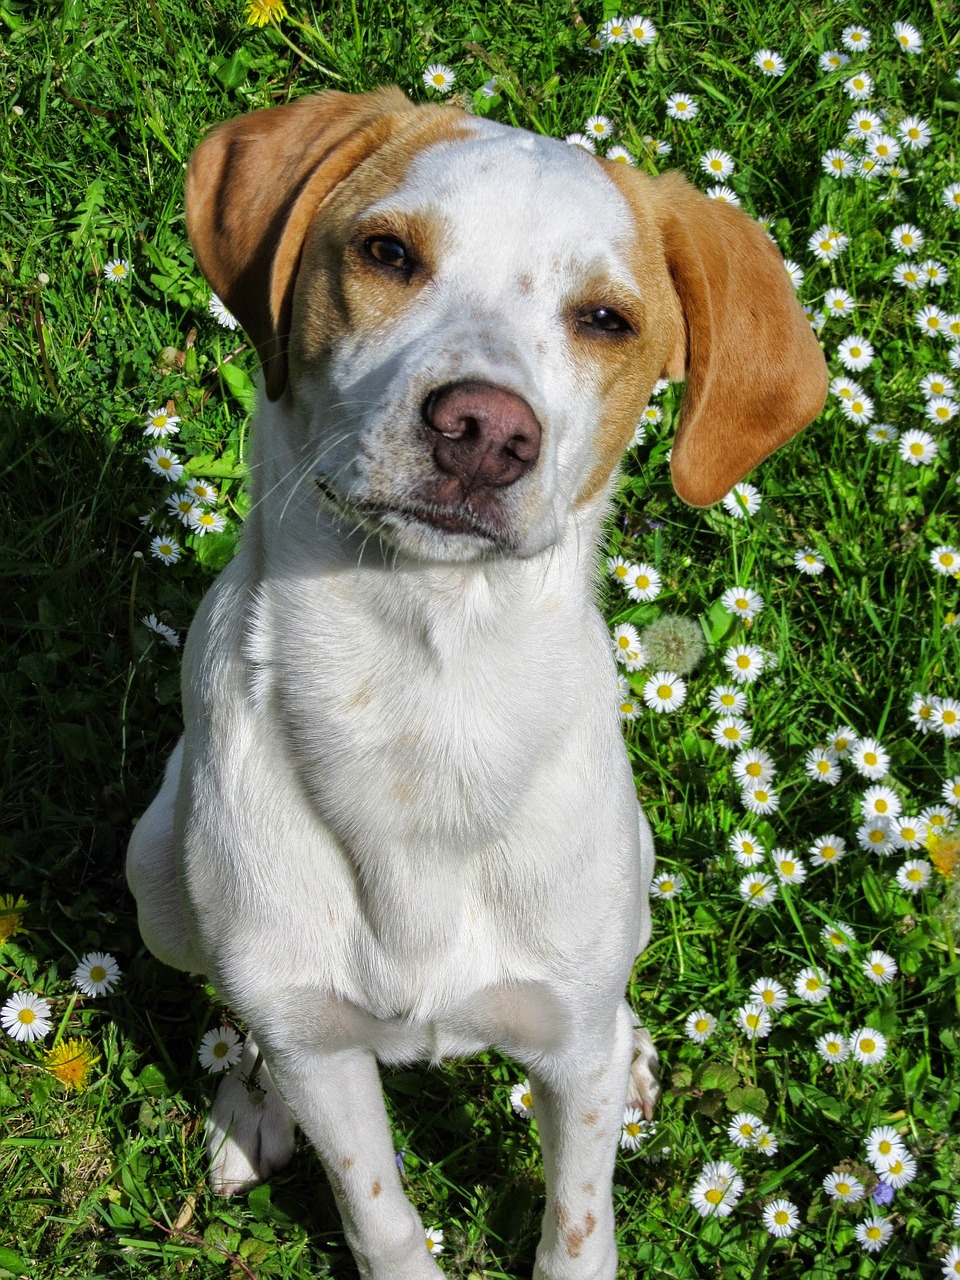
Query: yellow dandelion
[[0, 895, 28, 946], [245, 0, 287, 26], [927, 831, 960, 879], [43, 1038, 100, 1092]]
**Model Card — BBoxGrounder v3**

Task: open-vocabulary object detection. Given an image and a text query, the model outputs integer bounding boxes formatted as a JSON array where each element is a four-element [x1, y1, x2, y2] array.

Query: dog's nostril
[[422, 381, 542, 490]]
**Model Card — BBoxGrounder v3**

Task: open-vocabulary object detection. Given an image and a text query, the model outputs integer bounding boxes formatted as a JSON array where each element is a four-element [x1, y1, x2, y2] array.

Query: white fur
[[127, 120, 659, 1280]]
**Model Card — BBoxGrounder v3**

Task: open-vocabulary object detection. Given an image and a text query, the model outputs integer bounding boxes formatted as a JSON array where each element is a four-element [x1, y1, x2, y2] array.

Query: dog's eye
[[578, 306, 633, 335], [364, 236, 410, 271]]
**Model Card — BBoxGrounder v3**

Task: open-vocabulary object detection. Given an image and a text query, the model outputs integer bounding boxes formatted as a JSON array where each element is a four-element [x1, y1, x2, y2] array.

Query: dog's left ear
[[186, 87, 417, 400], [652, 173, 828, 507]]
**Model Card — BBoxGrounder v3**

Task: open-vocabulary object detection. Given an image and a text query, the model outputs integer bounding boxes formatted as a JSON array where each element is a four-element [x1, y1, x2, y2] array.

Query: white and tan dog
[[127, 88, 826, 1279]]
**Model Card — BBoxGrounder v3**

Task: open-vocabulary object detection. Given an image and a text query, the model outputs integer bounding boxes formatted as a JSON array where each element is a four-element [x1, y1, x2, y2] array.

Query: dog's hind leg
[[126, 738, 203, 973], [206, 1037, 297, 1195]]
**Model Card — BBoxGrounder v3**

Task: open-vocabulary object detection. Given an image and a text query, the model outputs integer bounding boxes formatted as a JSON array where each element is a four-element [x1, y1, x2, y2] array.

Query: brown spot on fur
[[341, 1156, 354, 1170], [371, 1180, 381, 1197], [583, 1110, 598, 1125], [350, 683, 374, 708], [563, 1212, 597, 1259], [517, 272, 533, 295], [583, 1182, 596, 1197]]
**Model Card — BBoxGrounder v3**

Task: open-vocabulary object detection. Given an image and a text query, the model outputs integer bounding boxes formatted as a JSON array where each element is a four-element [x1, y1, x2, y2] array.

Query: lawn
[[1, 0, 959, 1276]]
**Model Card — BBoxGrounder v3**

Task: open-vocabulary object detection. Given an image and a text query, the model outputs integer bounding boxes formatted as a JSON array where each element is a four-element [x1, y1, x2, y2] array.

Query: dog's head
[[187, 88, 827, 561]]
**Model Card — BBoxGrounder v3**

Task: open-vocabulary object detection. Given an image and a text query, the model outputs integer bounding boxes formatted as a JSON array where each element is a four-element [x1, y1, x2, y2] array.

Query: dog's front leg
[[527, 1001, 636, 1280], [266, 1045, 443, 1280]]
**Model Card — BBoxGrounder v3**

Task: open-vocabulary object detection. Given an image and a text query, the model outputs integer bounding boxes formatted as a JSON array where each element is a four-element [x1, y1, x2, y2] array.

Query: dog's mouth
[[313, 474, 517, 551]]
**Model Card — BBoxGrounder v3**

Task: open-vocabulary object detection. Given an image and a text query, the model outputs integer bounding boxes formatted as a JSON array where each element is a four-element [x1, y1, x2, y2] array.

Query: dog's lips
[[314, 473, 513, 547]]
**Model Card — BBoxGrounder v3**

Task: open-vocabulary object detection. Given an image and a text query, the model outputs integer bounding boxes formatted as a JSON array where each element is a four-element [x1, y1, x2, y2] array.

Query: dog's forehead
[[368, 123, 635, 272]]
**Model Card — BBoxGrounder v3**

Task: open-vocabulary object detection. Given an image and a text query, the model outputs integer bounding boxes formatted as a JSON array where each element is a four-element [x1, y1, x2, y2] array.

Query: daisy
[[720, 586, 764, 621], [727, 1112, 765, 1147], [425, 1228, 444, 1255], [896, 859, 931, 892], [73, 951, 121, 995], [103, 258, 131, 282], [510, 1079, 535, 1117], [188, 509, 227, 537], [685, 1008, 716, 1043], [601, 15, 628, 44], [198, 1024, 243, 1072], [729, 829, 764, 866], [565, 133, 596, 153], [865, 1125, 906, 1167], [849, 1027, 888, 1064], [944, 1246, 960, 1279], [809, 224, 848, 261], [606, 144, 636, 166], [850, 737, 889, 779], [640, 404, 661, 427], [626, 562, 661, 601], [43, 1037, 100, 1092], [868, 134, 900, 164], [837, 335, 874, 371], [650, 872, 684, 899], [620, 1106, 650, 1150], [866, 423, 898, 443], [754, 1131, 778, 1156], [612, 623, 644, 670], [422, 64, 455, 94], [607, 554, 633, 585], [892, 21, 922, 53], [783, 260, 804, 290], [839, 392, 874, 424], [736, 1002, 772, 1039], [753, 49, 785, 77], [915, 304, 948, 334], [626, 14, 657, 45], [898, 429, 938, 466], [795, 547, 826, 575], [708, 685, 748, 715], [723, 644, 765, 684], [943, 775, 960, 807], [856, 1216, 893, 1252], [842, 24, 871, 50], [822, 148, 856, 178], [822, 921, 855, 953], [721, 482, 761, 517], [771, 850, 807, 885], [862, 785, 902, 820], [920, 372, 956, 398], [738, 872, 777, 908], [954, 1202, 960, 1228], [876, 1151, 917, 1187], [857, 817, 896, 856], [700, 148, 735, 180], [794, 966, 830, 1003], [209, 293, 239, 329], [893, 261, 923, 290], [631, 421, 647, 445], [920, 259, 949, 288], [665, 93, 698, 120], [184, 478, 219, 505], [750, 977, 788, 1011], [705, 185, 740, 205], [942, 182, 960, 212], [848, 110, 882, 138], [1, 991, 53, 1042], [824, 287, 855, 317], [689, 1173, 741, 1217], [858, 155, 887, 181], [643, 671, 686, 713], [830, 374, 864, 403], [584, 114, 614, 139], [142, 614, 179, 648], [926, 396, 958, 425], [144, 447, 183, 482], [618, 692, 641, 721], [711, 716, 751, 750], [150, 535, 181, 564], [909, 692, 938, 732], [921, 804, 953, 834], [933, 699, 960, 737], [815, 1030, 849, 1062], [810, 834, 846, 867], [893, 817, 924, 849], [890, 223, 924, 254], [143, 408, 181, 438], [805, 746, 841, 785], [742, 784, 779, 815], [167, 492, 197, 526], [823, 1171, 865, 1202], [819, 51, 849, 72], [947, 313, 960, 341], [762, 1199, 799, 1237], [844, 73, 873, 101], [732, 749, 777, 787], [898, 115, 932, 149]]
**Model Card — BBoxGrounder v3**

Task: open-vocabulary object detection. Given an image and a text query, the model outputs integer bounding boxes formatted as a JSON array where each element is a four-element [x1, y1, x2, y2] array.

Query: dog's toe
[[206, 1040, 296, 1196], [626, 1022, 659, 1120]]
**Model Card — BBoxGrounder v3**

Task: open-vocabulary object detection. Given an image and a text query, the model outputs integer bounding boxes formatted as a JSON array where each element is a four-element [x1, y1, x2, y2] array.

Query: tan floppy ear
[[653, 172, 828, 507], [186, 87, 417, 400]]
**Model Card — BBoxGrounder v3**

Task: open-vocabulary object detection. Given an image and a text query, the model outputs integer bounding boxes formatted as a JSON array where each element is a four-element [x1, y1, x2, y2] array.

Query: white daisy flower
[[731, 749, 776, 787], [738, 872, 778, 908], [895, 859, 931, 893], [723, 644, 765, 684], [601, 16, 628, 44], [915, 304, 948, 334], [841, 24, 871, 51], [866, 423, 898, 444], [893, 261, 923, 290], [867, 134, 900, 164], [665, 93, 698, 120], [188, 508, 227, 537], [642, 671, 686, 713], [750, 977, 787, 1011], [422, 64, 455, 94], [824, 287, 855, 317], [184, 478, 219, 505], [689, 1173, 741, 1217], [822, 148, 856, 178], [771, 850, 807, 884], [943, 775, 960, 807], [783, 260, 804, 290], [620, 1106, 649, 1150], [626, 562, 661, 602], [862, 785, 902, 820], [143, 408, 181, 438], [898, 115, 932, 149], [890, 223, 924, 254], [858, 155, 888, 181], [823, 1171, 865, 1202], [876, 1150, 917, 1187], [795, 547, 826, 575], [1, 991, 53, 1042], [209, 293, 239, 329], [721, 482, 761, 517], [753, 49, 785, 76], [815, 1030, 849, 1062], [808, 224, 848, 261], [926, 396, 958, 425], [821, 921, 855, 954], [839, 392, 874, 424], [640, 403, 662, 425], [565, 132, 596, 153], [848, 110, 882, 137], [919, 804, 953, 835], [606, 145, 635, 165], [150, 535, 181, 564], [727, 1112, 765, 1147], [849, 1027, 888, 1064], [837, 335, 874, 371], [103, 258, 131, 282], [942, 182, 960, 212], [700, 148, 735, 179], [425, 1228, 444, 1255], [809, 834, 846, 867], [721, 586, 765, 621], [625, 14, 657, 45], [763, 1199, 799, 1237], [892, 21, 922, 53], [857, 817, 896, 855], [920, 372, 955, 399], [794, 966, 830, 1003], [650, 872, 684, 899], [142, 613, 180, 648], [729, 829, 764, 866], [856, 1216, 893, 1252], [933, 699, 960, 737], [850, 737, 889, 779], [705, 184, 740, 205], [167, 493, 197, 526], [198, 1024, 243, 1072], [708, 685, 748, 715], [711, 716, 752, 750], [865, 1125, 906, 1168], [73, 951, 122, 996], [742, 783, 779, 815], [584, 114, 614, 139], [510, 1079, 534, 1117], [819, 51, 849, 72], [892, 817, 924, 850], [805, 746, 841, 785], [909, 692, 938, 732], [618, 692, 641, 721], [844, 73, 873, 100], [944, 1245, 960, 1278], [898, 429, 938, 466], [684, 1009, 716, 1043], [144, 447, 184, 482], [736, 1001, 772, 1038], [607, 554, 633, 585], [612, 623, 645, 670]]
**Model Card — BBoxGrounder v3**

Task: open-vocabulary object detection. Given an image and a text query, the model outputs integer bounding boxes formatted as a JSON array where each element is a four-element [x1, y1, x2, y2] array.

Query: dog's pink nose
[[423, 381, 541, 489]]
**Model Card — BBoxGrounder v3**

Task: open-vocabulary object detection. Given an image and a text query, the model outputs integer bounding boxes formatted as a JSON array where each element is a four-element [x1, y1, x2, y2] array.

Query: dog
[[126, 86, 827, 1279]]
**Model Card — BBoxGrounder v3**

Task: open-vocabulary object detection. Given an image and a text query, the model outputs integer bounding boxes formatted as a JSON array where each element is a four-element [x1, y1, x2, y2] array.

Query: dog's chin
[[314, 474, 522, 564]]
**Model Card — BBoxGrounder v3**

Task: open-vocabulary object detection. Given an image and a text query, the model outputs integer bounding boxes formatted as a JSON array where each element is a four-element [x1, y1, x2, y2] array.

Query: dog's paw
[[626, 1021, 659, 1120], [206, 1039, 297, 1196]]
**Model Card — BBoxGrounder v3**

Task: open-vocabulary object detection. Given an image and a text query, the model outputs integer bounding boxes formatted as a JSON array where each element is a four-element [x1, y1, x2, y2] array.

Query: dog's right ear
[[186, 87, 417, 401]]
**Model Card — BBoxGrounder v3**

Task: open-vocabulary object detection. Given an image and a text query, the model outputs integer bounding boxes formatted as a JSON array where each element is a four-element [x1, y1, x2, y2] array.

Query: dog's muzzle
[[422, 380, 542, 492]]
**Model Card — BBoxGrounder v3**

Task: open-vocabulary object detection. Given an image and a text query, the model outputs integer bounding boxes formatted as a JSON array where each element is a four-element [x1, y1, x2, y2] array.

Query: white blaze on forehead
[[362, 124, 636, 296]]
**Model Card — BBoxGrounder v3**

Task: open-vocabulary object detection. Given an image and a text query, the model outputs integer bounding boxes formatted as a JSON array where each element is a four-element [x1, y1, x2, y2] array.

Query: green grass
[[2, 0, 959, 1275]]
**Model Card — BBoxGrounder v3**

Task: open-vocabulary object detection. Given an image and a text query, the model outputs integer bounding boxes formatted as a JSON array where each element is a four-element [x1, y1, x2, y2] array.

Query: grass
[[1, 0, 959, 1275]]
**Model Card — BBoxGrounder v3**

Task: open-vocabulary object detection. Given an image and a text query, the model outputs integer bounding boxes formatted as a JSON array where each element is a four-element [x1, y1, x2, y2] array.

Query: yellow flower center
[[18, 1008, 36, 1025], [774, 1210, 789, 1225], [781, 861, 795, 876], [695, 1019, 708, 1032], [657, 685, 672, 700], [705, 1188, 723, 1204], [89, 965, 106, 983], [867, 1226, 882, 1239], [861, 1038, 876, 1054], [836, 1182, 850, 1196], [636, 575, 650, 589]]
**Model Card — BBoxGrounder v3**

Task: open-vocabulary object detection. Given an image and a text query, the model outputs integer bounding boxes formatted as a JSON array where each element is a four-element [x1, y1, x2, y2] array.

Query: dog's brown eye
[[364, 236, 410, 271], [578, 306, 633, 334]]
